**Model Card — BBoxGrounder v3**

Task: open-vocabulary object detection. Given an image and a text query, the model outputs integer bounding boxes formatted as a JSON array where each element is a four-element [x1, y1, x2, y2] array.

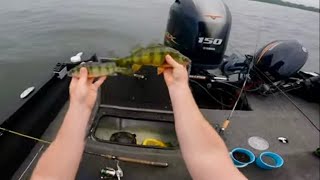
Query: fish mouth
[[185, 58, 192, 65]]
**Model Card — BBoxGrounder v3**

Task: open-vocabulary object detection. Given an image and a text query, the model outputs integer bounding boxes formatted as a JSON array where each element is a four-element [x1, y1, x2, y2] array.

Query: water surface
[[0, 0, 319, 119]]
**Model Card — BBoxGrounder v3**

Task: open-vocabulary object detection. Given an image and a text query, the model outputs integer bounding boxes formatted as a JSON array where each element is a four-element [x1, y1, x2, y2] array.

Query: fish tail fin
[[115, 56, 133, 67], [114, 57, 124, 66]]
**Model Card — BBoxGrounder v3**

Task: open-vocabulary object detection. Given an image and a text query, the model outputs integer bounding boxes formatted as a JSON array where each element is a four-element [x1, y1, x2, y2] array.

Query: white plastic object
[[20, 86, 35, 99], [278, 137, 289, 144], [248, 136, 269, 151], [70, 52, 83, 63]]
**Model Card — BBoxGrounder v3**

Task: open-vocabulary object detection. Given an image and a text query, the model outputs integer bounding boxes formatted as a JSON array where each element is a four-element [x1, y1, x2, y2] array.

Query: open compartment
[[92, 108, 178, 149]]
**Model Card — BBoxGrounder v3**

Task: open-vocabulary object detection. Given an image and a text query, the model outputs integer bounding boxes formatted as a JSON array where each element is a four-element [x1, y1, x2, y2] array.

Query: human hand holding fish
[[68, 44, 191, 78], [69, 67, 106, 111], [163, 54, 189, 90]]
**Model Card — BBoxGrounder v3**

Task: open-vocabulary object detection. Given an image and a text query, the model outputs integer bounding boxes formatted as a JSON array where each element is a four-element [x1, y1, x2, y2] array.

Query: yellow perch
[[68, 62, 133, 78], [115, 44, 191, 74]]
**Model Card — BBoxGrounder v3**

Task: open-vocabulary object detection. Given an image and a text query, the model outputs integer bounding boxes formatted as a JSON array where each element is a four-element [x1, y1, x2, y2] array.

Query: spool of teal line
[[230, 148, 256, 168], [256, 151, 284, 170]]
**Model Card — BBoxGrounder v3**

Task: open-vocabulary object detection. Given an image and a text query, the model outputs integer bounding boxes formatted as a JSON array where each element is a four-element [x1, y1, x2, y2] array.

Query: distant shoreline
[[252, 0, 319, 13]]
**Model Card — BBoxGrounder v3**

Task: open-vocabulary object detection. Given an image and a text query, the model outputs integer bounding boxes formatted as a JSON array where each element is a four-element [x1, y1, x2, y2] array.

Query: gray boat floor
[[13, 92, 320, 180]]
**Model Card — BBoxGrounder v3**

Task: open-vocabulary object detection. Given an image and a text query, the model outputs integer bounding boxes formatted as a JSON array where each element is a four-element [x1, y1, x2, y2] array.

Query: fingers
[[69, 77, 78, 90], [88, 77, 94, 84], [163, 67, 172, 78], [93, 76, 107, 89], [165, 55, 180, 68], [79, 67, 88, 84]]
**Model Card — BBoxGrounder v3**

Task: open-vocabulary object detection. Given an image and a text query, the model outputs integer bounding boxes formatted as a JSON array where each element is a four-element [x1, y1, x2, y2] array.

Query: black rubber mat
[[101, 67, 172, 111]]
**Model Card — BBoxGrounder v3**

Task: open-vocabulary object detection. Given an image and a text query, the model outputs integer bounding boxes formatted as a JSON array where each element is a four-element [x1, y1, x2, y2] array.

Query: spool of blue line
[[230, 148, 255, 168], [256, 151, 284, 170]]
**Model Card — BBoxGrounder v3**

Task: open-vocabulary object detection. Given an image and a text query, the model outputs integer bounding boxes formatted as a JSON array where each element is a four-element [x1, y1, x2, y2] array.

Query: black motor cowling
[[164, 0, 232, 69], [253, 40, 308, 82]]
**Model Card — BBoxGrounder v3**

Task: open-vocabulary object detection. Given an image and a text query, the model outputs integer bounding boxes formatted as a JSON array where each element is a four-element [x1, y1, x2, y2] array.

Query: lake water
[[281, 0, 319, 8], [0, 0, 319, 119]]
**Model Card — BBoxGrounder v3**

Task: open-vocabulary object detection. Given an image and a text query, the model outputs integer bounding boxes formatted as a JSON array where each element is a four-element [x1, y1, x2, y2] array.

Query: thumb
[[165, 55, 180, 68], [79, 67, 88, 84]]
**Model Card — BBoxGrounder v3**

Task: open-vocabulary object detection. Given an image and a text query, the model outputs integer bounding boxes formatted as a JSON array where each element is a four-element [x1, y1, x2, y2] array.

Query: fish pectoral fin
[[132, 64, 142, 72], [157, 67, 165, 75], [162, 64, 171, 68], [115, 67, 134, 76], [109, 73, 118, 76]]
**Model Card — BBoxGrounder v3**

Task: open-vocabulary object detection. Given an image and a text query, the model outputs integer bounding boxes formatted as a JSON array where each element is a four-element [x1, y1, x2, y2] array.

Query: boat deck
[[12, 74, 319, 180]]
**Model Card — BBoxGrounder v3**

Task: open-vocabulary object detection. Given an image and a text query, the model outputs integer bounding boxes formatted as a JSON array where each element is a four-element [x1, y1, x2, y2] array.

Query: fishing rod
[[85, 151, 168, 168], [218, 30, 261, 134], [218, 77, 248, 134], [225, 39, 319, 132], [0, 126, 169, 167], [253, 66, 320, 132]]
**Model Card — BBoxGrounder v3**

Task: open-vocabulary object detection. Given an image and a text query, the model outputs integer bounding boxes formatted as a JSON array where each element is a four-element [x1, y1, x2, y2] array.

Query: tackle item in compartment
[[110, 131, 137, 145], [142, 138, 168, 148]]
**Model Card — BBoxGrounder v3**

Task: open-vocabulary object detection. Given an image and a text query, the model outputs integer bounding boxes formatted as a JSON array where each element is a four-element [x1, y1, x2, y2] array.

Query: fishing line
[[245, 84, 263, 92], [0, 126, 169, 167], [251, 68, 290, 128], [214, 80, 262, 92], [253, 65, 320, 132], [18, 145, 44, 180], [253, 67, 317, 131], [189, 79, 233, 108], [214, 87, 237, 100], [0, 127, 51, 144], [231, 35, 312, 131], [214, 81, 241, 90]]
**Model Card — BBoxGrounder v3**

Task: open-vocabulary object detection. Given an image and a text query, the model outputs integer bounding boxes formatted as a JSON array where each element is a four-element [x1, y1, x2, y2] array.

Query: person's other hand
[[163, 55, 189, 90], [69, 67, 106, 110]]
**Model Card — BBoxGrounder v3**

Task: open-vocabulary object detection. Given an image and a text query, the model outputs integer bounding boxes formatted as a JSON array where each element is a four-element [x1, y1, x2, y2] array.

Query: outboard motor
[[252, 40, 308, 82], [164, 0, 232, 69]]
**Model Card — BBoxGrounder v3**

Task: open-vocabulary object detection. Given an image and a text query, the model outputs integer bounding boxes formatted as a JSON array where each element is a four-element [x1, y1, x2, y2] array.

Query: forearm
[[31, 103, 91, 180], [169, 85, 245, 180]]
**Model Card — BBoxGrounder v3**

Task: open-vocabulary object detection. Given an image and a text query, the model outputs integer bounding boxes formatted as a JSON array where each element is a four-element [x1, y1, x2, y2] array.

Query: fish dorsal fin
[[132, 64, 142, 72], [130, 44, 144, 54], [130, 43, 165, 55], [146, 43, 165, 49]]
